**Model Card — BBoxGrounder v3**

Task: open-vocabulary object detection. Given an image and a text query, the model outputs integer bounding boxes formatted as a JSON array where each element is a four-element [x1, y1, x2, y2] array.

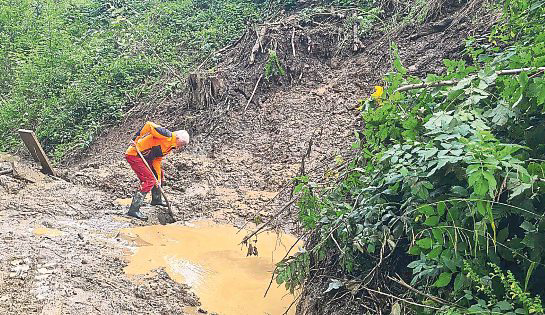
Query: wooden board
[[18, 129, 55, 175]]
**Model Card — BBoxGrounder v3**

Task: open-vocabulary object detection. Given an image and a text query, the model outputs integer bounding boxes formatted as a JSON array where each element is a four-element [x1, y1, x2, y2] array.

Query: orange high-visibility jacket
[[126, 121, 177, 180]]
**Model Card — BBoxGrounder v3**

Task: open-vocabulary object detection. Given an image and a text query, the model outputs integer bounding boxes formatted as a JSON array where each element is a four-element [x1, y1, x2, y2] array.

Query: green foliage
[[267, 0, 377, 12], [440, 262, 544, 314], [0, 0, 260, 160], [264, 49, 286, 80], [275, 249, 311, 293], [276, 0, 545, 311]]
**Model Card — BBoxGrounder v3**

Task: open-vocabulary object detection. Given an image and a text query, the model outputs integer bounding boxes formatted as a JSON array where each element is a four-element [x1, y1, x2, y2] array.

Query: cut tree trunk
[[187, 72, 225, 109]]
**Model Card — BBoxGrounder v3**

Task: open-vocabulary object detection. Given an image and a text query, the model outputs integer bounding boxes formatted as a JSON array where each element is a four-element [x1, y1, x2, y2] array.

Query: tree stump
[[187, 72, 225, 109]]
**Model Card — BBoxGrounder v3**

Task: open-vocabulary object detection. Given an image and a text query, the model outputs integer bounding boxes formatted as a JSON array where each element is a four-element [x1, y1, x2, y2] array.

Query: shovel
[[132, 143, 175, 225]]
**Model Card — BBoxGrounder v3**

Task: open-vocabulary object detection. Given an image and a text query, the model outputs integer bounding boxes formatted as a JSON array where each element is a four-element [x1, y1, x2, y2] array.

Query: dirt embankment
[[0, 1, 494, 314], [68, 1, 480, 227]]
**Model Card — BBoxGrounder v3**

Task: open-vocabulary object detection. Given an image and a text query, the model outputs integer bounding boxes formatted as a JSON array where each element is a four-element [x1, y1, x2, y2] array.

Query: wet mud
[[122, 221, 300, 315]]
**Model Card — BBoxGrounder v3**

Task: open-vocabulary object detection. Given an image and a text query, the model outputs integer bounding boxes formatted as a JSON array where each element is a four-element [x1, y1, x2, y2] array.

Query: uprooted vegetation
[[272, 0, 545, 314]]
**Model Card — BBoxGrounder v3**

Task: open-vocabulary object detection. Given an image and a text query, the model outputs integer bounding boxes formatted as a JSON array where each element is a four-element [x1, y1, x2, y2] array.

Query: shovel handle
[[131, 141, 174, 220]]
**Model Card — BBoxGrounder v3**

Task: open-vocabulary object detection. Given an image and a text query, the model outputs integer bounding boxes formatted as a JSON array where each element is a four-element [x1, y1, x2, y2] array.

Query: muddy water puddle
[[121, 221, 300, 315], [33, 226, 63, 237]]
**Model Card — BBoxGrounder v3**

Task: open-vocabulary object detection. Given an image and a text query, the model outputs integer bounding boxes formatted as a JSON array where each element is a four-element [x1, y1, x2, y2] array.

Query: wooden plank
[[18, 132, 40, 162], [18, 129, 55, 175]]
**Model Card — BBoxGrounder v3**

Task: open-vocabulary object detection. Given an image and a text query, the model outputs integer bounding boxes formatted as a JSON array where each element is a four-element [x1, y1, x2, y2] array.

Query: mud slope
[[72, 3, 486, 230]]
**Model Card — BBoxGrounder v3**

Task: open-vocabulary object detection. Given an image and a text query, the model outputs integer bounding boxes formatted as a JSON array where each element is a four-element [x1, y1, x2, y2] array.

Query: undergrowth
[[0, 0, 260, 160], [276, 0, 545, 313]]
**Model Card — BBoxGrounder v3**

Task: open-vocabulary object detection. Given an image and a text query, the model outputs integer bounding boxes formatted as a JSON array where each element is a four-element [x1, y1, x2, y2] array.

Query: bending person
[[125, 121, 189, 220]]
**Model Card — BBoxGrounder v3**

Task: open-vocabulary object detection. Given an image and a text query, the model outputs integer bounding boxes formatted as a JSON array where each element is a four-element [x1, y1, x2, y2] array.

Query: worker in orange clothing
[[125, 121, 190, 220]]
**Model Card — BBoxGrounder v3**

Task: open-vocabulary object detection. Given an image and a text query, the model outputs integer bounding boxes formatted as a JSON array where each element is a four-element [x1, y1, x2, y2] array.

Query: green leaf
[[525, 262, 536, 291], [419, 205, 435, 216], [424, 216, 439, 226], [427, 246, 442, 259], [422, 147, 438, 159], [408, 245, 421, 255], [538, 87, 545, 105], [422, 181, 433, 189], [454, 273, 464, 291], [416, 238, 433, 249], [451, 186, 469, 196], [437, 201, 446, 217], [477, 201, 487, 216], [484, 102, 516, 126], [432, 228, 444, 244], [510, 182, 532, 199], [497, 227, 509, 243], [474, 177, 489, 197], [482, 171, 497, 198], [434, 272, 452, 288], [496, 300, 513, 311], [442, 255, 459, 272], [520, 221, 535, 232], [452, 77, 473, 91]]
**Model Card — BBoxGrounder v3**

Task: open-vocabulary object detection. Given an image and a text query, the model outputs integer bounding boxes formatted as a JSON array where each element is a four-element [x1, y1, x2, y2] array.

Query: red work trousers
[[125, 154, 157, 193]]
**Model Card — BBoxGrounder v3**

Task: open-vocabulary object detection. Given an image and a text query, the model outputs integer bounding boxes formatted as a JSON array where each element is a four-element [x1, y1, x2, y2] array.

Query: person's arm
[[133, 121, 172, 141], [151, 157, 163, 186]]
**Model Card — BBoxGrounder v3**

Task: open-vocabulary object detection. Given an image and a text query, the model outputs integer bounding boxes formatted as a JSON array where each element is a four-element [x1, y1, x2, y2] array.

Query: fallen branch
[[387, 275, 454, 306], [292, 133, 314, 198], [0, 168, 13, 175], [363, 286, 443, 311], [396, 66, 545, 92], [263, 231, 308, 297], [240, 196, 298, 245], [291, 27, 296, 57], [244, 74, 264, 111]]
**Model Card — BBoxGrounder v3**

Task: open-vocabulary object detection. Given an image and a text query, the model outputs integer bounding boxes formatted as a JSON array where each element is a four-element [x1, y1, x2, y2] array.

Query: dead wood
[[250, 26, 268, 65], [244, 74, 264, 111], [0, 168, 13, 176], [187, 72, 225, 109], [291, 27, 296, 57], [352, 14, 363, 52], [240, 196, 298, 245], [396, 66, 545, 92]]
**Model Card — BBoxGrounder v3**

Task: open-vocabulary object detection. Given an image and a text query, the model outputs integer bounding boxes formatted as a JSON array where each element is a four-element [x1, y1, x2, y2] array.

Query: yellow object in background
[[371, 86, 383, 104]]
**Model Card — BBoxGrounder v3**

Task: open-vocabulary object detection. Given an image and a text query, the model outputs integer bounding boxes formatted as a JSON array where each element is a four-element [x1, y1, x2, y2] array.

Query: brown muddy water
[[121, 221, 300, 315], [33, 226, 63, 237]]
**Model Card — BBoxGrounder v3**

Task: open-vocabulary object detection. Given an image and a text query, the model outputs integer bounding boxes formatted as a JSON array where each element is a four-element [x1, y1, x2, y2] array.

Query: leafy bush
[[0, 0, 260, 160], [276, 0, 545, 312]]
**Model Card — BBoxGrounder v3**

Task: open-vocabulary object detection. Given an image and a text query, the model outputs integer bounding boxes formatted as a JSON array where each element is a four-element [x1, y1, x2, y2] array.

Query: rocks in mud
[[33, 261, 58, 300], [7, 258, 57, 300], [9, 258, 31, 278]]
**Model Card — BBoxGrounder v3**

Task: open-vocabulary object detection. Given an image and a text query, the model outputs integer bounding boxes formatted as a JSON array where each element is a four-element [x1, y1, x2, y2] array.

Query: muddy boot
[[127, 191, 148, 220], [150, 186, 168, 207]]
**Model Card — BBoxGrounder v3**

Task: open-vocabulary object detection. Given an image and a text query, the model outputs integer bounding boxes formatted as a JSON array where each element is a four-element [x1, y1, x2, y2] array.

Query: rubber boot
[[127, 191, 148, 220], [150, 186, 168, 207]]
